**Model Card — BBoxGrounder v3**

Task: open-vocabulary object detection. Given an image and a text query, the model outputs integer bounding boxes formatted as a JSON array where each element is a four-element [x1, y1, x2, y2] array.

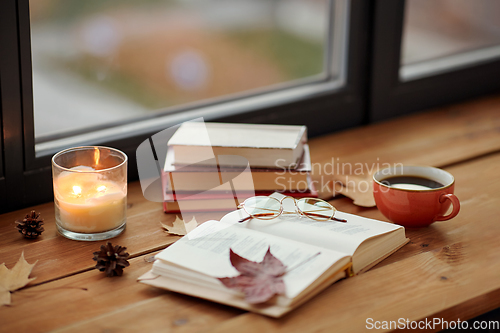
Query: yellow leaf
[[184, 217, 199, 234], [0, 251, 37, 306], [0, 284, 10, 306], [330, 175, 376, 207], [160, 216, 199, 236]]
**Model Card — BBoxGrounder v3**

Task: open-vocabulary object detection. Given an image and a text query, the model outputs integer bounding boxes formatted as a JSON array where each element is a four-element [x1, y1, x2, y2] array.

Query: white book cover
[[167, 122, 308, 167]]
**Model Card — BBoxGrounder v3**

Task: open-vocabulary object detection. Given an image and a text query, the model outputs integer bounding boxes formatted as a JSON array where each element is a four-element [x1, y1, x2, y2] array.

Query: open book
[[139, 193, 408, 317]]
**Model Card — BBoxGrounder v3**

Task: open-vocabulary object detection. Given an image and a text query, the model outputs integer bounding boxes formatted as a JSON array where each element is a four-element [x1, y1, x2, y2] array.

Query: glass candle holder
[[52, 146, 127, 241]]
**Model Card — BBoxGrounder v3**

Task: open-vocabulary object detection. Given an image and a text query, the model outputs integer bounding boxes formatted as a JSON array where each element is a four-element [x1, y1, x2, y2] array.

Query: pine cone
[[93, 242, 130, 277], [15, 210, 45, 239]]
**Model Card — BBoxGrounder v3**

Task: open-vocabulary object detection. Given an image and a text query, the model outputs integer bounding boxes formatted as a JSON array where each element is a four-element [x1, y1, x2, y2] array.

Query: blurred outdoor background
[[30, 0, 329, 138], [402, 0, 500, 65], [30, 0, 500, 139]]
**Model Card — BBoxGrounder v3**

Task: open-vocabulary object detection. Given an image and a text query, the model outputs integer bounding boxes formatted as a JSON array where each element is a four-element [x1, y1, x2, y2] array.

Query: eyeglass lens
[[243, 196, 281, 220], [296, 198, 335, 221]]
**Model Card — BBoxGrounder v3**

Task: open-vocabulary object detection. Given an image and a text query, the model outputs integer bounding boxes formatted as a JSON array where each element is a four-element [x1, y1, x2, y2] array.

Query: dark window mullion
[[369, 0, 405, 122], [0, 0, 27, 211]]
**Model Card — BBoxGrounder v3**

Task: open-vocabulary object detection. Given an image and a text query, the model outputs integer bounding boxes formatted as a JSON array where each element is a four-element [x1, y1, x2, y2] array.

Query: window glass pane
[[30, 0, 331, 139], [401, 0, 500, 80]]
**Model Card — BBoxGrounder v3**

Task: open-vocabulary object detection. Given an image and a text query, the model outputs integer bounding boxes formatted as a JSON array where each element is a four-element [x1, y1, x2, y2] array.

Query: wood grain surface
[[1, 95, 500, 332]]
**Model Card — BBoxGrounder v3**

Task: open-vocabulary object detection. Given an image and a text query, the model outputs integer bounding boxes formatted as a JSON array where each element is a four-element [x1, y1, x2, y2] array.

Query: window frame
[[369, 0, 500, 122], [0, 0, 26, 212], [0, 0, 371, 212]]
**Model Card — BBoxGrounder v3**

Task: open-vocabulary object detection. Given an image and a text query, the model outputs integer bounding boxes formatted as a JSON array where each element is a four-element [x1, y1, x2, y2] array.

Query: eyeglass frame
[[237, 196, 347, 223]]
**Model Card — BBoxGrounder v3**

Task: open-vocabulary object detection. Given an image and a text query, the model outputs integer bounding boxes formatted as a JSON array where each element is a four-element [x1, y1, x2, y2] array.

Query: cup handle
[[435, 194, 460, 221]]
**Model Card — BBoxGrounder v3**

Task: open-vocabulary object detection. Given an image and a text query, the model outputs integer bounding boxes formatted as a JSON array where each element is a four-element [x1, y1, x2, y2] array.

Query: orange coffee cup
[[373, 166, 460, 227]]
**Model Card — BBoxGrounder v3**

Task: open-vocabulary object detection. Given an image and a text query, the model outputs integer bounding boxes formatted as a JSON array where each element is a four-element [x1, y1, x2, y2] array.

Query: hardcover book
[[163, 145, 312, 193], [167, 122, 307, 168], [162, 187, 318, 213]]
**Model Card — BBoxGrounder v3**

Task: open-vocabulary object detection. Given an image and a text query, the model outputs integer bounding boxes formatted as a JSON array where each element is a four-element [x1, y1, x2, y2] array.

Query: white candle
[[54, 166, 127, 233]]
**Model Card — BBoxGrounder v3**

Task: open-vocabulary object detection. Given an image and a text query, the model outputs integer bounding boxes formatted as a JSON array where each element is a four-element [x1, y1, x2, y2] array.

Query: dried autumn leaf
[[330, 174, 376, 207], [0, 285, 10, 306], [218, 247, 287, 304], [161, 216, 199, 236], [0, 252, 37, 306]]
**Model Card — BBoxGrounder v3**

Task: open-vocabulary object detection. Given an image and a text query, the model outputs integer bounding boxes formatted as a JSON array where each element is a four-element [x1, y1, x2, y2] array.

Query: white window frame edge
[[35, 0, 351, 156], [400, 44, 500, 82]]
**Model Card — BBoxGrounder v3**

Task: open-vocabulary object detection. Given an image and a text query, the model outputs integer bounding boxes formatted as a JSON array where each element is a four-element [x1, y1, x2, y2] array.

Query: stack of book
[[161, 122, 316, 213]]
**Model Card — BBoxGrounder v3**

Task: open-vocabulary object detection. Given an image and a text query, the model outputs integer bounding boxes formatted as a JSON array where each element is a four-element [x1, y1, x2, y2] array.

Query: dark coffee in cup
[[380, 175, 444, 190]]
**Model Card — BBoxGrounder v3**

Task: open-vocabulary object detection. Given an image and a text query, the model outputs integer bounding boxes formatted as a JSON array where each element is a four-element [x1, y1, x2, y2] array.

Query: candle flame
[[94, 147, 100, 167], [97, 185, 107, 193], [73, 186, 82, 196]]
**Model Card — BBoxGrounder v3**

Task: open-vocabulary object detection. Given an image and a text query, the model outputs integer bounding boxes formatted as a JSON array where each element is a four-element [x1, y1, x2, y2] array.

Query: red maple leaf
[[218, 247, 287, 304]]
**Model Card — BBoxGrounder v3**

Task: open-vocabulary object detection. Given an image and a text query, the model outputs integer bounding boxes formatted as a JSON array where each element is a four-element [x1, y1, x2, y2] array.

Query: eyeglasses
[[237, 196, 347, 223]]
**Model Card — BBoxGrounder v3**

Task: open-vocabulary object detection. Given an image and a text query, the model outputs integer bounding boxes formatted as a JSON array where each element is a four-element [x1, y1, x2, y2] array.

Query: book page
[[220, 203, 403, 256], [155, 220, 349, 299]]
